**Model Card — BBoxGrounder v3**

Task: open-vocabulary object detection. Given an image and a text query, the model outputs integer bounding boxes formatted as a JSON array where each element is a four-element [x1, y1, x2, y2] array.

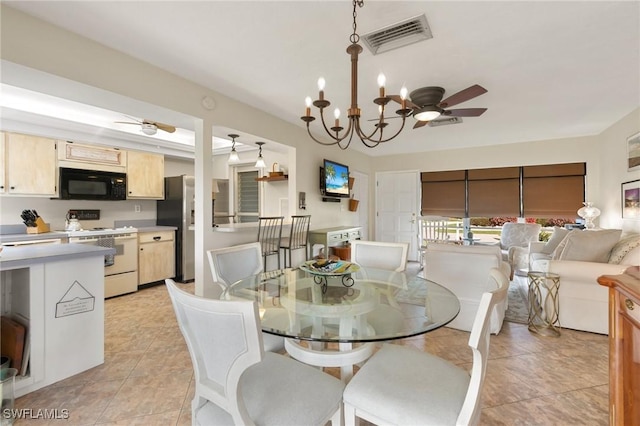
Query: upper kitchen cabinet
[[127, 151, 165, 199], [1, 132, 57, 196], [57, 140, 126, 173]]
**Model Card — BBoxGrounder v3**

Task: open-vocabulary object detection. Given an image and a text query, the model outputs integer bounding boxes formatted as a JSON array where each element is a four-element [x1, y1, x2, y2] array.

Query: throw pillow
[[557, 229, 622, 263], [542, 227, 570, 255], [608, 234, 640, 264], [551, 230, 575, 260]]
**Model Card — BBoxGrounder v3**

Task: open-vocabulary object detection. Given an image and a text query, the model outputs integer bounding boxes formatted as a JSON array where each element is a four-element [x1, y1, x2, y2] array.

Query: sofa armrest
[[529, 241, 546, 254], [547, 260, 629, 282]]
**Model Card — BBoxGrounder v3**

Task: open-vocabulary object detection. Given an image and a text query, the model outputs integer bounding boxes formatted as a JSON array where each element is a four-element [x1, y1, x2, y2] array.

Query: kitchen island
[[0, 243, 114, 397]]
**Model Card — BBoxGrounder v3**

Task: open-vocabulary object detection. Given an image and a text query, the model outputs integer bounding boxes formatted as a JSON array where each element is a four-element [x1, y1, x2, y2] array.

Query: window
[[235, 167, 260, 223], [420, 162, 585, 220]]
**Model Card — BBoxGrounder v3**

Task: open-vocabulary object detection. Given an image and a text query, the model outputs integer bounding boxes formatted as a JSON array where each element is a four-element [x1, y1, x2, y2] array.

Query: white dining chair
[[206, 242, 285, 353], [343, 268, 508, 426], [350, 240, 409, 272], [418, 215, 451, 269], [165, 279, 345, 426]]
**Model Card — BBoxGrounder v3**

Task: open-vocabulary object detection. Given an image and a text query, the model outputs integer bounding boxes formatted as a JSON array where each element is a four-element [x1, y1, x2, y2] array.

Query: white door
[[350, 170, 369, 240], [375, 171, 419, 261]]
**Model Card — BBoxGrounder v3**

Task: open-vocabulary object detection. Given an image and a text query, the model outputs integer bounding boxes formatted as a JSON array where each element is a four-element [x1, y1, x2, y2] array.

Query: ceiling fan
[[114, 117, 176, 135], [387, 84, 488, 129]]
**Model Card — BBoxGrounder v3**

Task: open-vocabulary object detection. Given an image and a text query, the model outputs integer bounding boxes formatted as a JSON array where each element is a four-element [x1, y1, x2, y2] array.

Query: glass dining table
[[226, 265, 460, 381]]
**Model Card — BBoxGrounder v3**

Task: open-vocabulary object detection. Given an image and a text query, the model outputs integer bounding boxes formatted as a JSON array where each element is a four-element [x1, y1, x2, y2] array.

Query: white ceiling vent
[[362, 14, 432, 55], [428, 117, 463, 127]]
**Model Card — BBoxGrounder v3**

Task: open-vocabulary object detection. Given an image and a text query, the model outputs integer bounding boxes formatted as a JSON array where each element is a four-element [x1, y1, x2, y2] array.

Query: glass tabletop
[[226, 267, 460, 343]]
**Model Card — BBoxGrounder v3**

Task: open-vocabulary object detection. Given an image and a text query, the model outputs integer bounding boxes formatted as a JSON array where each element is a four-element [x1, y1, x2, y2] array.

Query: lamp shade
[[577, 202, 601, 229]]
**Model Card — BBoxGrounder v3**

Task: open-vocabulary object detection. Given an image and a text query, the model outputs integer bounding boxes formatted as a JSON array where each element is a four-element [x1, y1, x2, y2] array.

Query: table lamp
[[577, 202, 600, 229]]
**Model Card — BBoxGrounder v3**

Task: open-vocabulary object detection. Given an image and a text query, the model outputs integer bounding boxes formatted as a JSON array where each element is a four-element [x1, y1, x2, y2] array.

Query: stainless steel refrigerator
[[156, 176, 195, 282]]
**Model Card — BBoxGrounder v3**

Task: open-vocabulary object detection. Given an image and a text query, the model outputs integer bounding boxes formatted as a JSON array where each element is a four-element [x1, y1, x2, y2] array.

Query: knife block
[[26, 217, 50, 234]]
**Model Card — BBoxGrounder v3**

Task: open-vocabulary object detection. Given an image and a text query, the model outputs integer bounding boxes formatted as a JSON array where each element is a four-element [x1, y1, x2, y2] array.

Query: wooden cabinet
[[57, 140, 126, 173], [598, 266, 640, 426], [127, 151, 164, 199], [3, 132, 57, 196], [138, 230, 175, 285]]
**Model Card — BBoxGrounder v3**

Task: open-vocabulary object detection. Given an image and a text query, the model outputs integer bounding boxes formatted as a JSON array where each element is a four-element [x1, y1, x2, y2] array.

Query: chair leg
[[343, 402, 356, 426]]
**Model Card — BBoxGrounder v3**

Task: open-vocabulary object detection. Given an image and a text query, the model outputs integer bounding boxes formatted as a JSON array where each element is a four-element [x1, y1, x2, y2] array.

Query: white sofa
[[529, 229, 640, 334], [423, 243, 511, 334]]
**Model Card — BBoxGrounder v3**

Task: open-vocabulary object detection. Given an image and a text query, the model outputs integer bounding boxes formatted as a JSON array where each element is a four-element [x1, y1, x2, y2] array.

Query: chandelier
[[301, 0, 412, 150]]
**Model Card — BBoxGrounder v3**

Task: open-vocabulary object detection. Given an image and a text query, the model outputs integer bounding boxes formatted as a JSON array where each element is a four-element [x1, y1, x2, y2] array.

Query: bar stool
[[280, 215, 311, 268], [257, 216, 284, 271]]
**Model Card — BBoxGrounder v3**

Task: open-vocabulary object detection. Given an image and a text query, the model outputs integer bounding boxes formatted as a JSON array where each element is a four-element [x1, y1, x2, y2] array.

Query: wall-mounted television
[[321, 159, 350, 199]]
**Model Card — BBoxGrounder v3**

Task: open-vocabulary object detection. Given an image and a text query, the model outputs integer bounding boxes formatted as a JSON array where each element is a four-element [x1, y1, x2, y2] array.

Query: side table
[[527, 271, 561, 336]]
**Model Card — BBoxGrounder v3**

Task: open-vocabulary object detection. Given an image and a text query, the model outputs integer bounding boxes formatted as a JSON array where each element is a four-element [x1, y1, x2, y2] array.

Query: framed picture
[[622, 179, 640, 219], [628, 131, 640, 171]]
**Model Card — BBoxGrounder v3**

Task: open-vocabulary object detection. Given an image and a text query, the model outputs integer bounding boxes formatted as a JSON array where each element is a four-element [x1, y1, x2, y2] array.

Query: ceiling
[[3, 1, 640, 157]]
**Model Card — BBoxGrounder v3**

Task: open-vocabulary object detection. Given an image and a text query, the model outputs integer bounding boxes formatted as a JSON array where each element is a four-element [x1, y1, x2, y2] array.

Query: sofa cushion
[[541, 227, 570, 255], [608, 234, 640, 264], [555, 229, 622, 263]]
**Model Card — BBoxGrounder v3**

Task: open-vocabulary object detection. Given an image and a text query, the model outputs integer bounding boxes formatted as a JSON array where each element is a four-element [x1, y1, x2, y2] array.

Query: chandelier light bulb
[[400, 86, 408, 100], [305, 96, 312, 117], [317, 77, 326, 91], [334, 108, 341, 120], [377, 73, 386, 88]]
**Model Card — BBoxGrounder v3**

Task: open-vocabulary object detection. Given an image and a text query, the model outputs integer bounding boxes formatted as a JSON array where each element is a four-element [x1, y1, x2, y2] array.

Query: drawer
[[328, 233, 346, 243], [347, 230, 361, 239], [138, 231, 174, 244], [620, 295, 640, 325]]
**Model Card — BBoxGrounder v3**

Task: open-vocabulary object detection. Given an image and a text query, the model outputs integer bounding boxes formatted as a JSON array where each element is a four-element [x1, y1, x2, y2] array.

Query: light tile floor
[[14, 266, 609, 425]]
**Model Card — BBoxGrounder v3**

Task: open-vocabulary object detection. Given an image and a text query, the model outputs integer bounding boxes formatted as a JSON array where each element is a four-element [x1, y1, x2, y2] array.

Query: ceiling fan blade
[[388, 95, 419, 110], [114, 121, 141, 126], [444, 108, 487, 117], [151, 121, 176, 133], [438, 84, 487, 108], [413, 120, 429, 129]]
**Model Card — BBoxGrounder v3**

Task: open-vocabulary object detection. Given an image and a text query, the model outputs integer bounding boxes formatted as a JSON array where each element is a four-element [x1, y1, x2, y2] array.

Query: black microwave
[[59, 167, 127, 200]]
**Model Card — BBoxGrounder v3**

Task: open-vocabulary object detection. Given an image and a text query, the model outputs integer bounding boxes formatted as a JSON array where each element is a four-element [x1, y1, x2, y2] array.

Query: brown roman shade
[[420, 162, 586, 219], [420, 171, 465, 217], [522, 163, 585, 218], [468, 167, 520, 217]]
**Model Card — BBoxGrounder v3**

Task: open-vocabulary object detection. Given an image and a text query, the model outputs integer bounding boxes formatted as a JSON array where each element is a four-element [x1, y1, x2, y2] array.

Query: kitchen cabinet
[[138, 230, 175, 285], [127, 151, 164, 199], [2, 132, 57, 196], [598, 266, 640, 426], [57, 140, 126, 173]]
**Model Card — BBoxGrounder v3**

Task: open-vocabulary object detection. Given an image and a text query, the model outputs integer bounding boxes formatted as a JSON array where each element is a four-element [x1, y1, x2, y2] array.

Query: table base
[[284, 339, 374, 383]]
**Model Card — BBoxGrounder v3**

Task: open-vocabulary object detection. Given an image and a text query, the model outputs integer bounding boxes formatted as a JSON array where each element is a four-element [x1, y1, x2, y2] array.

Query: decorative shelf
[[256, 175, 288, 182]]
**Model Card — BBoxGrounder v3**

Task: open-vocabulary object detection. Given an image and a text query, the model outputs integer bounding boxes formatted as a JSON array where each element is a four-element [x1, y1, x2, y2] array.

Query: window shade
[[420, 171, 465, 217], [237, 170, 259, 223], [420, 163, 586, 219], [523, 163, 585, 218], [468, 167, 520, 217]]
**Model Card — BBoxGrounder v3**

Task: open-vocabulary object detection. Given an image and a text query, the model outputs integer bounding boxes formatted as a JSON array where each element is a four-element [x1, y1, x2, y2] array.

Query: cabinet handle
[[625, 299, 634, 310], [10, 186, 15, 190], [140, 248, 143, 251], [153, 236, 161, 241]]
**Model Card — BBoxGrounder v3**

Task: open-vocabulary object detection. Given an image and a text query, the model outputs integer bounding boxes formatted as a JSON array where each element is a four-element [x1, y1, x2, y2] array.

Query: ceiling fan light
[[414, 106, 441, 122], [140, 123, 157, 135]]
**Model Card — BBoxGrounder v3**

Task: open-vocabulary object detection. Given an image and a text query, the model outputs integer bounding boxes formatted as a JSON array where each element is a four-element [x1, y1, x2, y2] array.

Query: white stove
[[67, 227, 139, 298], [65, 227, 138, 238]]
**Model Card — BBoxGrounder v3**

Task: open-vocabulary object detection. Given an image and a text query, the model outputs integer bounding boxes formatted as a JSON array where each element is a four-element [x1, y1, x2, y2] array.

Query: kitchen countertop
[[0, 244, 115, 270], [135, 226, 177, 233], [0, 231, 70, 245]]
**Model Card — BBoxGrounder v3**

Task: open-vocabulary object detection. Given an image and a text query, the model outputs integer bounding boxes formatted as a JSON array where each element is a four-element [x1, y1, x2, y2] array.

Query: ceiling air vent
[[362, 14, 432, 55], [428, 117, 463, 127]]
